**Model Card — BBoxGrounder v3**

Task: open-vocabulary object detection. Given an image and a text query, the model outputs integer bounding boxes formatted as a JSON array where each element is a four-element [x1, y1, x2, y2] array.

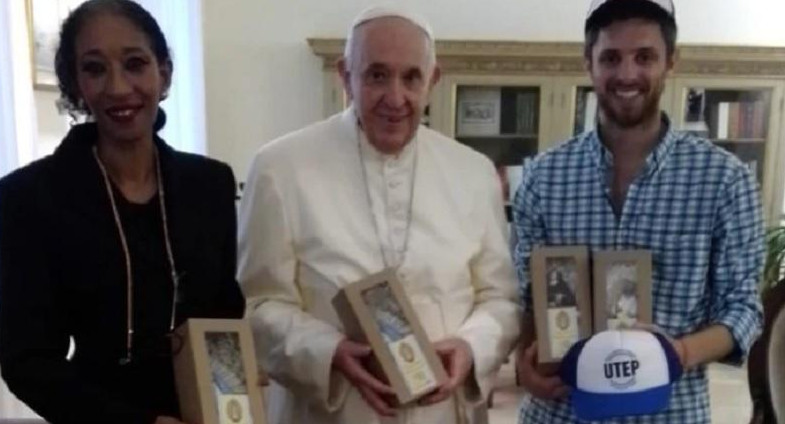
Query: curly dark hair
[[54, 0, 172, 129]]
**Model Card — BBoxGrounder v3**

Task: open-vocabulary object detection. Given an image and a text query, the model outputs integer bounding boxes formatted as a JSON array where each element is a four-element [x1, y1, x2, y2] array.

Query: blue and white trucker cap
[[560, 330, 683, 420]]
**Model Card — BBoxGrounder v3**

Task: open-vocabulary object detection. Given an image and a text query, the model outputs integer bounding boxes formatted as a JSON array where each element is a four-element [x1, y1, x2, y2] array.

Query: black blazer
[[0, 124, 245, 424]]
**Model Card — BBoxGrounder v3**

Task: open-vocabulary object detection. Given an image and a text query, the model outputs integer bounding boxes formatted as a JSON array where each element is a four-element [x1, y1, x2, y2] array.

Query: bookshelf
[[432, 76, 554, 213], [309, 40, 785, 224]]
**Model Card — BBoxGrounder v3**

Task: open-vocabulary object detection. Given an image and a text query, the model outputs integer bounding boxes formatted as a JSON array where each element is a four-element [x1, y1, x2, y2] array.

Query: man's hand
[[154, 417, 187, 424], [332, 339, 397, 417], [516, 341, 568, 400], [419, 337, 474, 406], [631, 323, 689, 369]]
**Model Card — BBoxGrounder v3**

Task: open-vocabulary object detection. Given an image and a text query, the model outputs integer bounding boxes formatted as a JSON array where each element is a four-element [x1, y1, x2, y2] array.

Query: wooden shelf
[[456, 134, 538, 139], [311, 40, 785, 223]]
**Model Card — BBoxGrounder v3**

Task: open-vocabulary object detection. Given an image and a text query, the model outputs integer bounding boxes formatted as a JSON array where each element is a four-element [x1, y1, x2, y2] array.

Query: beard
[[597, 79, 664, 129]]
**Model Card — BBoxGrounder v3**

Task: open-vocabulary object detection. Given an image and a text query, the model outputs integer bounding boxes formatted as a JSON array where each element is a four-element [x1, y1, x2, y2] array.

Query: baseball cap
[[560, 330, 683, 420], [587, 0, 675, 20]]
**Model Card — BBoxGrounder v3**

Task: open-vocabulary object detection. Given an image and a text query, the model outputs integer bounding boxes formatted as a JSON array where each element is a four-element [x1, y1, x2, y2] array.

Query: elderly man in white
[[237, 5, 521, 424]]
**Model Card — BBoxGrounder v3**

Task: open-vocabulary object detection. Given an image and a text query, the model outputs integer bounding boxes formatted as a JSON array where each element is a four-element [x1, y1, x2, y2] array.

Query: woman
[[0, 1, 244, 423]]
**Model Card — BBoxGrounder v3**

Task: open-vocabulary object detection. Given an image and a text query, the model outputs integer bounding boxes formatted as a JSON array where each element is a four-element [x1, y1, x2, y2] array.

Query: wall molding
[[308, 39, 785, 77]]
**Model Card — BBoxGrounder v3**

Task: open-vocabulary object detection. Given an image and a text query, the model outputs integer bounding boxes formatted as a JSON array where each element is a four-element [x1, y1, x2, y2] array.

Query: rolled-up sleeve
[[709, 168, 764, 365]]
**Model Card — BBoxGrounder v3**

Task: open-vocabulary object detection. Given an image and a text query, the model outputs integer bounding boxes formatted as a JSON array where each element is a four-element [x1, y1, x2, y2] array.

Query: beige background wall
[[33, 1, 785, 178]]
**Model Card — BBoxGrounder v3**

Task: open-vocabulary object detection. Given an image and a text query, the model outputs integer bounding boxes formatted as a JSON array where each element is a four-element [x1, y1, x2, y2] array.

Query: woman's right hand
[[154, 416, 187, 424]]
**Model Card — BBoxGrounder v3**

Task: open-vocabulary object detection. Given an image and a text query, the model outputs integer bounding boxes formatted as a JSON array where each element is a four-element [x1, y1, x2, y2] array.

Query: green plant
[[763, 226, 785, 293]]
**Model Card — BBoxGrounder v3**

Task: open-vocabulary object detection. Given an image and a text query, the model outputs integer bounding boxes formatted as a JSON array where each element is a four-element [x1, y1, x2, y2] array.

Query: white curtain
[[0, 0, 37, 178], [138, 0, 207, 154], [0, 0, 42, 419]]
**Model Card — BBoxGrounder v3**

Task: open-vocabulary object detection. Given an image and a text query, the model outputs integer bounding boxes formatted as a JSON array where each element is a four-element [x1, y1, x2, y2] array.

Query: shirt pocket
[[648, 233, 712, 323], [651, 233, 712, 284]]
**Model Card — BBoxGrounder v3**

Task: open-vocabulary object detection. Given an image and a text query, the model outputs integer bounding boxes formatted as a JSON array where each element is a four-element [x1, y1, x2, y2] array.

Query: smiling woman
[[0, 1, 245, 424]]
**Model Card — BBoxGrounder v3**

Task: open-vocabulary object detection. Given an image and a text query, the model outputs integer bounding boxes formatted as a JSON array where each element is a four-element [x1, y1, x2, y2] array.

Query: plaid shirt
[[512, 116, 764, 423]]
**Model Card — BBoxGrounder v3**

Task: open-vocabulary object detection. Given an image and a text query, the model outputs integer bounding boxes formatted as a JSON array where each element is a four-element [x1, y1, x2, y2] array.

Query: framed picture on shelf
[[456, 87, 500, 136], [25, 0, 87, 89], [592, 250, 653, 332], [530, 246, 592, 364]]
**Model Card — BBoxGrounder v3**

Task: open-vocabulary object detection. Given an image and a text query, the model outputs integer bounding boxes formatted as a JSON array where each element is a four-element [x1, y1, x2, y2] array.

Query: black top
[[0, 124, 245, 424]]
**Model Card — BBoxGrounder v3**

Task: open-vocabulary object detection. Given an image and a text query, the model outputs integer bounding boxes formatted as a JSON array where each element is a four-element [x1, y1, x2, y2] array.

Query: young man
[[238, 6, 520, 424], [513, 0, 764, 422]]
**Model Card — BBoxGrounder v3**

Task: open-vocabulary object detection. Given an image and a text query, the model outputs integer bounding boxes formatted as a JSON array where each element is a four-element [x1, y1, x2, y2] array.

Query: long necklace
[[92, 145, 180, 365], [356, 128, 418, 269]]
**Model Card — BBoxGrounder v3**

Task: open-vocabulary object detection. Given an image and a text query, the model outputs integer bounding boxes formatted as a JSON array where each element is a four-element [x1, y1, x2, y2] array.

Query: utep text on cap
[[560, 330, 683, 421], [586, 0, 675, 20]]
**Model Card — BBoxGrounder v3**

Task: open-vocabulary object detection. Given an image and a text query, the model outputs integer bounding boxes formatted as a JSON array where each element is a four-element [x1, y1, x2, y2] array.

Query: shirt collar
[[587, 113, 677, 177]]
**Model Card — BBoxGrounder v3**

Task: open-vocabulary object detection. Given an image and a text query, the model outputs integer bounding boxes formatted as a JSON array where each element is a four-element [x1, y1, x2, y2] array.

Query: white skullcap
[[343, 5, 436, 67], [348, 5, 434, 40]]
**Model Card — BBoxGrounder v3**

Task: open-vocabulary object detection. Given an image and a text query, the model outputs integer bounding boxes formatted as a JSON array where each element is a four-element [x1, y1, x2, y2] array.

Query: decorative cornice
[[308, 39, 785, 77]]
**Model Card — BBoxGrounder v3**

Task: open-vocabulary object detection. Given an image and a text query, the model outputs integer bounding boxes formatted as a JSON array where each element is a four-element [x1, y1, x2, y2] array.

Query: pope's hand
[[332, 338, 397, 417]]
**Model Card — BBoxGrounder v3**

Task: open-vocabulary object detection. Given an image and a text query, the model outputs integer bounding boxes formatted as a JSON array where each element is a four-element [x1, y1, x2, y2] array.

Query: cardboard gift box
[[592, 250, 653, 332], [172, 318, 267, 424], [530, 246, 593, 364], [332, 269, 448, 405]]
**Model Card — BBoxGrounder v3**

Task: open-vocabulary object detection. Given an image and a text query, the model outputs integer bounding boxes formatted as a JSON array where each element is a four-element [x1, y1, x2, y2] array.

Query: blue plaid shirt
[[512, 116, 764, 423]]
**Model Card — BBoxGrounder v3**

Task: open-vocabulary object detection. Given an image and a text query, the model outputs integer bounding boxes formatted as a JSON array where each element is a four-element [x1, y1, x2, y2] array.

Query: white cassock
[[237, 107, 522, 424]]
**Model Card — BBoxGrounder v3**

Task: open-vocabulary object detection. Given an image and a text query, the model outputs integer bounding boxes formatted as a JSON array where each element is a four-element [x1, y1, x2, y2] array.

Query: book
[[583, 91, 598, 133], [717, 102, 730, 139]]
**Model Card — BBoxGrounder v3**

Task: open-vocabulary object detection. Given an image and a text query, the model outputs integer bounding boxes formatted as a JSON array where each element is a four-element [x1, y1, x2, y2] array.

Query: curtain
[[0, 0, 42, 418], [138, 0, 207, 154]]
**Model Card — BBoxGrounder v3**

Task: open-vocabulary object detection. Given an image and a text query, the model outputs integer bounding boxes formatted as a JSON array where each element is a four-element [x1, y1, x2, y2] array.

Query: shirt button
[[388, 180, 401, 189]]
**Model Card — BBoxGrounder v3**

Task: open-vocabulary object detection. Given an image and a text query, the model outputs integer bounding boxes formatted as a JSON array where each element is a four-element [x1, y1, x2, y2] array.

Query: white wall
[[35, 90, 70, 158], [201, 0, 785, 178]]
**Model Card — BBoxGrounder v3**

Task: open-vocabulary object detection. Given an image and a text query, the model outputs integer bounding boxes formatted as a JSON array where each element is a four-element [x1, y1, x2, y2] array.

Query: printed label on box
[[389, 335, 437, 395], [547, 307, 580, 358], [217, 394, 251, 424]]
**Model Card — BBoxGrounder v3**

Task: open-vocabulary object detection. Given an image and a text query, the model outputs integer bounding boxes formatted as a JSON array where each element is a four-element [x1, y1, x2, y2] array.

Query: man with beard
[[512, 0, 764, 422]]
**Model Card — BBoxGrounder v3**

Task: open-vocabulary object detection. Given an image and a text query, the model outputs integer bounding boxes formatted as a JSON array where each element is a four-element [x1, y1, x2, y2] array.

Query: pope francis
[[237, 6, 522, 424]]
